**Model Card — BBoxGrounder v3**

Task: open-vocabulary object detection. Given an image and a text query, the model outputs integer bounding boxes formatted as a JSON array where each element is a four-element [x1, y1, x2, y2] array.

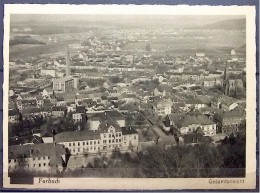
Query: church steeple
[[223, 62, 229, 95]]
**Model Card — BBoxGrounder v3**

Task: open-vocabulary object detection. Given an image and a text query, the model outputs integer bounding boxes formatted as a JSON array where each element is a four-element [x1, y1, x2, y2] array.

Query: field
[[124, 30, 245, 56], [9, 27, 245, 61]]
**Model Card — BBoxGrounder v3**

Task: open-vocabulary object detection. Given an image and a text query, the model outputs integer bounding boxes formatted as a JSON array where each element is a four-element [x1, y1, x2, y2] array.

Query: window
[[73, 143, 75, 146], [48, 156, 50, 159], [112, 139, 114, 143], [69, 143, 71, 147], [43, 157, 45, 160], [33, 158, 35, 161], [119, 133, 121, 137], [103, 134, 106, 138], [134, 135, 137, 140], [34, 164, 35, 167], [94, 141, 96, 145], [43, 163, 46, 167], [116, 139, 118, 143], [78, 142, 80, 146], [83, 142, 85, 145], [109, 134, 111, 138], [38, 157, 41, 160], [103, 140, 106, 144], [119, 139, 121, 142], [39, 164, 41, 167], [86, 141, 88, 145], [97, 141, 99, 144], [90, 141, 92, 145], [78, 148, 80, 152], [109, 140, 111, 143]]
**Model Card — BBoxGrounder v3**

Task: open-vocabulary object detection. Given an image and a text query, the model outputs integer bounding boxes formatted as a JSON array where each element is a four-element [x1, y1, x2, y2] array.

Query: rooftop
[[54, 130, 101, 143], [9, 143, 66, 159]]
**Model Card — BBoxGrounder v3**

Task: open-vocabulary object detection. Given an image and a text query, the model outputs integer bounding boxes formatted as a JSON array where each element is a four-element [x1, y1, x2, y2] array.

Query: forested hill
[[201, 19, 246, 30]]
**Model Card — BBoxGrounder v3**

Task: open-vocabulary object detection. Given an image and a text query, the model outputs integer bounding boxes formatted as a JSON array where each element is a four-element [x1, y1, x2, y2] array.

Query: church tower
[[223, 62, 229, 95]]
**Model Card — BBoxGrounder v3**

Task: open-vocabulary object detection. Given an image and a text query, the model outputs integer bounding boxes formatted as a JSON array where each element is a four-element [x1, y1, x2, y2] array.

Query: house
[[214, 110, 245, 135], [176, 115, 217, 136], [184, 97, 209, 110], [211, 95, 238, 111], [41, 128, 55, 143], [8, 143, 67, 173], [51, 106, 67, 117], [88, 110, 125, 131], [153, 98, 173, 116], [21, 107, 42, 118], [9, 135, 43, 146], [72, 106, 87, 123], [36, 95, 44, 106], [203, 78, 223, 88], [17, 99, 38, 111], [182, 72, 203, 82], [179, 130, 211, 145], [163, 113, 183, 131], [121, 126, 139, 151], [8, 109, 20, 123]]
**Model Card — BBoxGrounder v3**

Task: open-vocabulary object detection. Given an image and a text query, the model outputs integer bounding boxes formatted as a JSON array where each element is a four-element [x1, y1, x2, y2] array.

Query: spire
[[223, 62, 229, 81], [223, 62, 229, 95]]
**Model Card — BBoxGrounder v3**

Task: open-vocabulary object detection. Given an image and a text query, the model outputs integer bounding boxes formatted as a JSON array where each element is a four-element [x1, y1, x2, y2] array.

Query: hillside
[[202, 19, 246, 30]]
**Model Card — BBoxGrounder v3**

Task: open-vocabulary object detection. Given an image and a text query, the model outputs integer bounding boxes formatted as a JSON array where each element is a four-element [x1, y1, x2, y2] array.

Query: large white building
[[153, 98, 173, 116], [53, 76, 79, 92], [54, 124, 138, 155]]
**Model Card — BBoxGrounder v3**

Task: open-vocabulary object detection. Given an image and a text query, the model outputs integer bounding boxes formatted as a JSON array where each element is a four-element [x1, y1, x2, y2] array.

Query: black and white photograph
[[3, 4, 257, 190]]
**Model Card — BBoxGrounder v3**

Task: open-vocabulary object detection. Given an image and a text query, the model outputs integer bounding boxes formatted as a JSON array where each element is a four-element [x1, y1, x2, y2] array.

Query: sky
[[11, 14, 245, 27]]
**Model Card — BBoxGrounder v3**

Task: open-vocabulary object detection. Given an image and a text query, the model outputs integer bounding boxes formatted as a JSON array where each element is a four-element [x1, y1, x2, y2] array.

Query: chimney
[[66, 44, 70, 77], [30, 149, 34, 156]]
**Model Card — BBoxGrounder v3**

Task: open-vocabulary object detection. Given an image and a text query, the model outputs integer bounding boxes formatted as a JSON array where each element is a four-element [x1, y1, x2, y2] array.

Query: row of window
[[34, 163, 50, 167], [223, 123, 242, 127], [10, 156, 50, 163], [32, 156, 50, 161], [70, 144, 124, 153], [68, 140, 100, 147], [102, 132, 122, 138], [103, 138, 121, 144]]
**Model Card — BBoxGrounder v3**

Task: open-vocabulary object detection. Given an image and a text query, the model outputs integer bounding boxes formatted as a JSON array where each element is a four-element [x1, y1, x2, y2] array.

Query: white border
[[3, 4, 257, 190]]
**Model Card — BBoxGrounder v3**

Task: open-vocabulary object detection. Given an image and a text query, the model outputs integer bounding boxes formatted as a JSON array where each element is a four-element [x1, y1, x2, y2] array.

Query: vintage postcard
[[2, 4, 257, 190]]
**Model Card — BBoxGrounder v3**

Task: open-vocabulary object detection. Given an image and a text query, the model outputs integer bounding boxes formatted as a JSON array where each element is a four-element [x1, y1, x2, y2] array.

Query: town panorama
[[8, 15, 246, 178]]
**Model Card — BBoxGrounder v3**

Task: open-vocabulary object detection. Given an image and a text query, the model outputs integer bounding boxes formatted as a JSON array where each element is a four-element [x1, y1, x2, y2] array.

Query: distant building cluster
[[8, 30, 246, 175]]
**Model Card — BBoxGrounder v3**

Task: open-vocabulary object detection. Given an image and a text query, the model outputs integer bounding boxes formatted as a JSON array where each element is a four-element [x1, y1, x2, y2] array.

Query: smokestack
[[66, 44, 70, 77]]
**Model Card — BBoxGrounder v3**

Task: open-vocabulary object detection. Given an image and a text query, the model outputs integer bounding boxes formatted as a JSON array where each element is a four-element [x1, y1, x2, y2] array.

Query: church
[[223, 63, 244, 97]]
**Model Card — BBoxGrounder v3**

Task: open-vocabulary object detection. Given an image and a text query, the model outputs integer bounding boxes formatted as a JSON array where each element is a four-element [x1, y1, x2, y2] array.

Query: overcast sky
[[11, 14, 245, 27]]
